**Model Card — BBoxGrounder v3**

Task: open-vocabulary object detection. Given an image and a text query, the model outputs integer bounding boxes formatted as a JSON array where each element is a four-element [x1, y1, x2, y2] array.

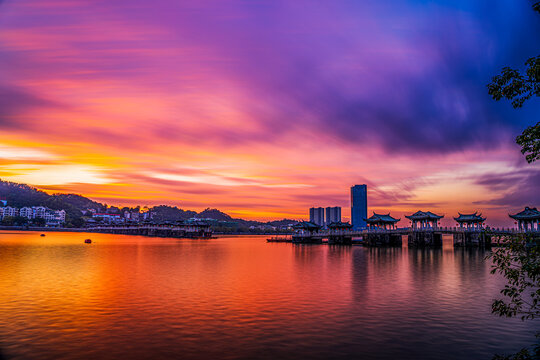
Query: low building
[[365, 212, 400, 230], [454, 212, 485, 230], [3, 207, 18, 218], [509, 207, 540, 232], [405, 211, 444, 230], [54, 210, 66, 223], [93, 213, 122, 223], [33, 206, 46, 219], [327, 221, 352, 231], [19, 207, 33, 219], [293, 221, 322, 234]]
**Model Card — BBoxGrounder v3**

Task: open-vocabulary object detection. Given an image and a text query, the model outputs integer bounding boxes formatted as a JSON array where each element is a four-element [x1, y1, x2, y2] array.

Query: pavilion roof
[[405, 210, 444, 221], [365, 212, 400, 223], [509, 207, 540, 220], [327, 221, 353, 229], [185, 220, 210, 227], [454, 212, 486, 223], [292, 221, 322, 230]]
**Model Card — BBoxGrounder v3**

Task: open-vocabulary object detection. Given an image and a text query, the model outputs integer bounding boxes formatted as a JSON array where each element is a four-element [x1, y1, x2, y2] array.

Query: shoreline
[[0, 227, 291, 237]]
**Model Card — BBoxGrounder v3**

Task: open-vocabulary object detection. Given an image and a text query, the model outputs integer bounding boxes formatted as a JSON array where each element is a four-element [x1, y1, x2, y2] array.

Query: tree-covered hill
[[0, 180, 105, 222], [149, 205, 197, 223], [196, 208, 233, 221], [0, 179, 299, 230]]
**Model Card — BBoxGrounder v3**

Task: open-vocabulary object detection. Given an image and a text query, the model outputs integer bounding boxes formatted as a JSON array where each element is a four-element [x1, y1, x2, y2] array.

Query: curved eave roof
[[405, 210, 444, 220], [365, 212, 400, 223], [509, 207, 540, 220], [327, 221, 353, 229], [293, 221, 321, 230], [454, 212, 486, 222]]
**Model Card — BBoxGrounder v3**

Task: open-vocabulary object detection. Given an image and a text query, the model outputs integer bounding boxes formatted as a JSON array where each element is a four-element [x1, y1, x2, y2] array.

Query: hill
[[0, 179, 298, 230], [196, 208, 233, 221], [0, 180, 105, 222]]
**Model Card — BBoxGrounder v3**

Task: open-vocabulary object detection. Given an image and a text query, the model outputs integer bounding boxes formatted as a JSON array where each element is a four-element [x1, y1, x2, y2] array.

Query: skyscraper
[[351, 185, 367, 230], [309, 207, 325, 226], [325, 206, 341, 225]]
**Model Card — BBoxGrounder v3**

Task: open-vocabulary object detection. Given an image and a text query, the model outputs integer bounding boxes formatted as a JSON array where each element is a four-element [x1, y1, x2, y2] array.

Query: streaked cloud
[[0, 0, 538, 224]]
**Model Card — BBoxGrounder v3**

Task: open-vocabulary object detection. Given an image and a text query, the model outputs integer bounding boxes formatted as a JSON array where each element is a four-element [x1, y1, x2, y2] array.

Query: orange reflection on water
[[0, 231, 535, 360]]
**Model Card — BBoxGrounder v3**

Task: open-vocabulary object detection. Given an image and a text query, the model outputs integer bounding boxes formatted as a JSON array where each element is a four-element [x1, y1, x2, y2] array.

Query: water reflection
[[0, 231, 535, 360]]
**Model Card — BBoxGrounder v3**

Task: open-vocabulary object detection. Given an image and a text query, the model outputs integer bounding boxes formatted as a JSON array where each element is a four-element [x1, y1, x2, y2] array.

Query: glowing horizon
[[0, 1, 539, 226]]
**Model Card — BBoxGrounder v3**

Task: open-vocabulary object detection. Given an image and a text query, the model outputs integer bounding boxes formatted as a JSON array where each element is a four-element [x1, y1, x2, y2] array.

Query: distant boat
[[84, 239, 92, 244], [40, 234, 46, 237]]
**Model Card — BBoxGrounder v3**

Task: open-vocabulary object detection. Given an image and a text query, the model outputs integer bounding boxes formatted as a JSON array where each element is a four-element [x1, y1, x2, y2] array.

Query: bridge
[[284, 226, 539, 247], [282, 207, 540, 247], [90, 223, 212, 239]]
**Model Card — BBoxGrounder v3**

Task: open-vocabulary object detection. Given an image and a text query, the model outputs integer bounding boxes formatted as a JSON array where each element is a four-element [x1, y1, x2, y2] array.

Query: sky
[[0, 0, 539, 226]]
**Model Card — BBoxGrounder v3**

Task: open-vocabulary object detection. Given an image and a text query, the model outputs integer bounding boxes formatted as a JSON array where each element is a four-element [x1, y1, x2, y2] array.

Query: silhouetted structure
[[325, 207, 341, 226], [405, 210, 444, 247], [454, 212, 485, 230], [365, 212, 400, 230], [406, 210, 443, 229], [327, 221, 353, 244], [292, 221, 322, 243], [453, 212, 490, 247], [364, 212, 401, 247], [351, 185, 367, 230], [509, 207, 540, 232], [309, 207, 325, 226]]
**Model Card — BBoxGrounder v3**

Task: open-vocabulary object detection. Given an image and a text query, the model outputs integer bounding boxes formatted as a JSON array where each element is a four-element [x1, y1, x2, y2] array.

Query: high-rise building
[[309, 207, 325, 226], [325, 206, 341, 225], [351, 185, 367, 230]]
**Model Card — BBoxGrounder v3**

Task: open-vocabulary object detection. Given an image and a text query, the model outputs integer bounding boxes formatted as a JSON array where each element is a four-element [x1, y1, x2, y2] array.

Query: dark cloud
[[474, 168, 540, 207], [0, 85, 59, 129], [202, 0, 540, 154], [2, 0, 540, 157]]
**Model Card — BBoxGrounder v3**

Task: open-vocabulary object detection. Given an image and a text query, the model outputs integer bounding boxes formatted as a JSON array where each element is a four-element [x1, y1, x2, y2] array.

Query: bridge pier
[[408, 231, 442, 247], [292, 235, 323, 244], [327, 234, 352, 245], [453, 231, 491, 248], [364, 233, 402, 247]]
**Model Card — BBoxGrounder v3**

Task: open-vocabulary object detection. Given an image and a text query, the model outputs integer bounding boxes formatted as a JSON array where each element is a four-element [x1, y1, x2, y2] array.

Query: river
[[0, 231, 535, 359]]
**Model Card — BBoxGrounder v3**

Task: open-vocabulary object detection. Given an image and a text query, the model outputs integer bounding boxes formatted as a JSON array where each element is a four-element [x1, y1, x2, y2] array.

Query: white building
[[55, 210, 66, 222], [3, 207, 18, 217], [19, 207, 33, 219], [33, 206, 47, 219], [93, 213, 122, 223]]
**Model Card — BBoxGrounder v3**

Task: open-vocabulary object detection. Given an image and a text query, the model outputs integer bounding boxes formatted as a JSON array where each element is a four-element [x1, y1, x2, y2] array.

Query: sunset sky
[[0, 0, 539, 226]]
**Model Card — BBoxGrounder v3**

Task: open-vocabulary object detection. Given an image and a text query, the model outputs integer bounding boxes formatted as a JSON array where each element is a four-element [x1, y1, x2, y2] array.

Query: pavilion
[[365, 212, 400, 230], [405, 211, 444, 230], [326, 221, 353, 245], [509, 207, 540, 232], [292, 221, 322, 234], [454, 212, 485, 230], [327, 221, 353, 231]]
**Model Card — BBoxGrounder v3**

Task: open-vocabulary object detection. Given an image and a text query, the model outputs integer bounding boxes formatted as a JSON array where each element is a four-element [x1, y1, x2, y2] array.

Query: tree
[[487, 3, 540, 358], [489, 233, 540, 359], [31, 217, 46, 226], [490, 234, 540, 320], [487, 2, 540, 163]]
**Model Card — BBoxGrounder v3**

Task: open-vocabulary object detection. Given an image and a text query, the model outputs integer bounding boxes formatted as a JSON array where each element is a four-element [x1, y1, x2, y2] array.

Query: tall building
[[351, 185, 367, 230], [325, 207, 341, 225], [309, 207, 325, 226]]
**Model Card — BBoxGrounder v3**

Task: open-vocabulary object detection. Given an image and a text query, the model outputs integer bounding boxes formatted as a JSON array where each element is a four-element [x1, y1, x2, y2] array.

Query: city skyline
[[0, 1, 539, 226]]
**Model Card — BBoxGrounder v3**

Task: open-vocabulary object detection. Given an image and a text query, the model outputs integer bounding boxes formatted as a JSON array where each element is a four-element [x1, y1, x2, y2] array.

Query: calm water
[[0, 231, 536, 360]]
